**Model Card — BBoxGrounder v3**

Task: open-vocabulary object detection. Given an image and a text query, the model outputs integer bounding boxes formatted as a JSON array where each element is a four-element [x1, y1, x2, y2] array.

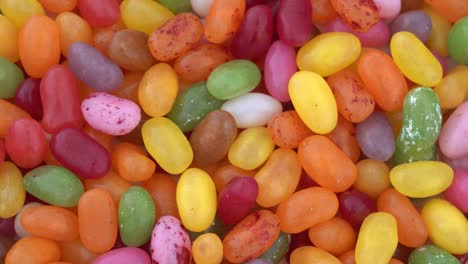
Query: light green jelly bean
[[207, 59, 261, 100], [0, 57, 23, 99], [157, 0, 191, 13], [394, 87, 442, 165], [409, 245, 460, 264], [23, 165, 84, 207], [118, 186, 156, 247], [167, 82, 224, 132], [448, 17, 468, 64], [260, 232, 291, 264]]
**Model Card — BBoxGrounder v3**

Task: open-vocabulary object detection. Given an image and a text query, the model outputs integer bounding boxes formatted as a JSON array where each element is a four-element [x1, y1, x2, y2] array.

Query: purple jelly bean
[[0, 217, 15, 237], [356, 111, 395, 161], [92, 247, 152, 264], [264, 40, 297, 102], [326, 18, 390, 47], [218, 176, 258, 225], [390, 10, 432, 43], [50, 127, 110, 179], [339, 190, 377, 229], [68, 42, 124, 92], [443, 169, 468, 213], [14, 78, 43, 120], [276, 0, 312, 47]]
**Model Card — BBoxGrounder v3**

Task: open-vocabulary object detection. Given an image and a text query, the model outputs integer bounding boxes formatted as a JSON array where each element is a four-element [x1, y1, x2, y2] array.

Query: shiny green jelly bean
[[394, 87, 442, 165], [189, 216, 229, 241], [259, 232, 291, 264], [207, 59, 261, 100], [118, 186, 156, 247], [409, 245, 460, 264], [23, 165, 84, 207], [0, 57, 23, 99], [167, 82, 224, 132], [158, 0, 191, 13], [448, 17, 468, 64]]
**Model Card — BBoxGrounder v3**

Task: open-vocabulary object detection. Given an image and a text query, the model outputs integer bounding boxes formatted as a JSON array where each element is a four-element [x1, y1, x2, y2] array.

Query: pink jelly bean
[[78, 0, 121, 27], [14, 78, 43, 120], [326, 18, 390, 47], [264, 40, 297, 102], [92, 247, 151, 264], [443, 169, 468, 213], [151, 216, 191, 264], [439, 102, 468, 159], [276, 0, 312, 47], [373, 0, 401, 20]]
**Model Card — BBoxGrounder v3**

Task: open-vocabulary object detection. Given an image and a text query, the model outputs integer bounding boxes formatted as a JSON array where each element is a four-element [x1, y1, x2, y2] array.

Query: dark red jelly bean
[[276, 0, 312, 47], [14, 78, 43, 120], [286, 229, 312, 262], [0, 217, 15, 237], [339, 190, 377, 229], [217, 176, 258, 225], [0, 140, 5, 164], [77, 0, 121, 27]]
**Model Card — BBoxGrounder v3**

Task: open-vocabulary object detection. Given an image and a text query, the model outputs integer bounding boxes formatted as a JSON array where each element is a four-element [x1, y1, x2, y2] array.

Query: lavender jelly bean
[[276, 0, 312, 47], [390, 10, 432, 43], [356, 111, 395, 161]]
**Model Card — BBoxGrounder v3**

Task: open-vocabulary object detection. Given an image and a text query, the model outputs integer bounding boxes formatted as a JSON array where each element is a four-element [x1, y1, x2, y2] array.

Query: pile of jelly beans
[[0, 0, 467, 263]]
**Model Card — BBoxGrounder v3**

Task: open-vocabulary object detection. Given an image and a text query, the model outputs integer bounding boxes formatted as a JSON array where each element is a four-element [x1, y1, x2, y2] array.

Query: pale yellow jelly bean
[[390, 31, 443, 87], [355, 212, 398, 264], [421, 199, 468, 254], [288, 71, 338, 134], [0, 15, 18, 62], [192, 233, 223, 264], [434, 65, 468, 110], [141, 117, 193, 174], [120, 0, 174, 35], [0, 0, 45, 28], [296, 32, 361, 77], [424, 6, 451, 57], [228, 127, 275, 170], [390, 161, 453, 198], [176, 168, 217, 232], [0, 162, 26, 218]]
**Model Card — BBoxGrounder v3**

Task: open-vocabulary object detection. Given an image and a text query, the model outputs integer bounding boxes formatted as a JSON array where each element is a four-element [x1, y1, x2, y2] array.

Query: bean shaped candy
[[92, 247, 151, 264], [151, 216, 191, 264], [447, 16, 468, 64]]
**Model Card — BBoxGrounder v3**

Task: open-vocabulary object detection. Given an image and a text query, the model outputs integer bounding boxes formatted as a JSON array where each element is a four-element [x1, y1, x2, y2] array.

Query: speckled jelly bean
[[390, 11, 432, 43], [356, 111, 395, 161], [329, 0, 380, 32], [120, 0, 174, 35], [439, 102, 468, 159], [448, 17, 468, 64], [408, 245, 461, 264], [267, 111, 314, 149], [151, 216, 191, 264], [92, 247, 151, 264], [0, 162, 25, 218]]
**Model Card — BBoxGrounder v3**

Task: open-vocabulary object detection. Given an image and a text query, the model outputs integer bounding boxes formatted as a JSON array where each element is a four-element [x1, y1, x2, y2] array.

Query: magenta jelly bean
[[373, 0, 401, 20], [0, 217, 15, 237], [356, 111, 395, 161], [151, 216, 191, 264], [217, 176, 259, 225], [339, 190, 377, 229], [92, 247, 151, 264], [326, 18, 390, 47], [50, 127, 111, 179], [264, 40, 297, 102], [230, 5, 274, 60], [40, 65, 82, 134], [276, 0, 312, 47], [14, 78, 43, 120], [390, 10, 432, 43], [77, 0, 121, 27], [443, 169, 468, 213], [81, 93, 141, 136], [439, 102, 468, 159]]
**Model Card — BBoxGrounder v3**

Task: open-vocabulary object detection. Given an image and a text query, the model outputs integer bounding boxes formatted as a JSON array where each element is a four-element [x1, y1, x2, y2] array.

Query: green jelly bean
[[259, 232, 291, 264], [118, 186, 156, 247], [207, 59, 261, 100], [158, 0, 191, 13], [409, 245, 460, 264], [23, 165, 84, 207], [189, 216, 229, 241], [167, 82, 224, 132], [394, 87, 442, 165], [0, 57, 24, 99], [448, 17, 468, 64]]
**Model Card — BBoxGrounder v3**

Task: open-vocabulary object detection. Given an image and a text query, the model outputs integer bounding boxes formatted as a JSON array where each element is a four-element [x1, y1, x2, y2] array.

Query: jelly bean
[[326, 115, 361, 163], [39, 0, 76, 13], [204, 0, 245, 44], [0, 0, 44, 28], [68, 42, 124, 92], [56, 12, 92, 57], [5, 237, 60, 264], [354, 159, 390, 198], [391, 11, 432, 43], [390, 32, 443, 87], [142, 117, 193, 174], [5, 118, 46, 168], [118, 186, 155, 247], [0, 99, 31, 137], [177, 168, 216, 231], [373, 0, 400, 20], [158, 0, 191, 14], [217, 176, 258, 224], [329, 0, 379, 32], [84, 171, 131, 204], [139, 63, 178, 117], [0, 162, 25, 218], [148, 13, 203, 62], [358, 49, 408, 111], [93, 22, 125, 56], [290, 246, 341, 264], [434, 66, 468, 110], [23, 165, 84, 207], [0, 140, 4, 164], [207, 60, 261, 100], [259, 232, 290, 264], [377, 188, 428, 247], [356, 111, 395, 161], [0, 217, 14, 238], [189, 216, 229, 241], [299, 135, 357, 192], [276, 187, 338, 234], [421, 199, 468, 254], [297, 33, 361, 76], [108, 29, 155, 72], [424, 0, 468, 23], [18, 15, 60, 78], [92, 247, 151, 264], [0, 57, 23, 100], [339, 249, 356, 264], [424, 7, 451, 57], [142, 173, 179, 219], [78, 189, 117, 253], [408, 245, 461, 264], [390, 161, 454, 198], [355, 212, 398, 264], [308, 217, 356, 256], [448, 17, 468, 64], [77, 0, 120, 27], [151, 216, 191, 264], [212, 164, 256, 192], [276, 0, 312, 47], [228, 127, 275, 170], [267, 111, 313, 149], [326, 18, 390, 48], [190, 0, 212, 17], [0, 15, 18, 62], [0, 235, 14, 261], [192, 233, 223, 264], [394, 88, 442, 165], [310, 0, 337, 24], [60, 239, 99, 264], [111, 72, 142, 104], [83, 124, 113, 152], [111, 143, 155, 182], [14, 202, 42, 238], [439, 102, 468, 159], [444, 169, 468, 213], [223, 210, 280, 263], [121, 0, 174, 35], [339, 191, 376, 229]]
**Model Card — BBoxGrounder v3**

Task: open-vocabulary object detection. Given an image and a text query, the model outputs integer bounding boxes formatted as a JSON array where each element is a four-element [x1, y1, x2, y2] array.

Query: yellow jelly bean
[[0, 15, 18, 62], [390, 161, 453, 198], [192, 233, 223, 264], [176, 168, 217, 232], [288, 71, 337, 134], [424, 6, 451, 57], [120, 0, 174, 35], [434, 65, 468, 110], [228, 127, 275, 170], [0, 0, 45, 28], [355, 212, 398, 264], [421, 199, 468, 255], [0, 162, 26, 218], [296, 32, 361, 77], [142, 117, 193, 174], [390, 31, 443, 87], [139, 63, 179, 117], [290, 246, 341, 264]]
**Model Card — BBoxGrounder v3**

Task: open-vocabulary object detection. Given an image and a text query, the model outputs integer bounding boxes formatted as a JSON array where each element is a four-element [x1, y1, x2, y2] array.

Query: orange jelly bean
[[308, 217, 356, 256], [93, 23, 126, 56], [311, 0, 338, 24], [0, 99, 31, 138], [212, 164, 256, 192], [84, 171, 131, 203], [326, 115, 361, 163], [39, 0, 77, 13], [60, 239, 98, 264], [112, 142, 156, 182], [330, 0, 380, 32], [82, 124, 113, 152], [204, 0, 246, 44], [56, 12, 93, 56], [267, 110, 314, 149], [298, 135, 357, 192], [5, 237, 60, 264], [424, 0, 468, 23], [111, 72, 142, 103], [142, 173, 179, 219]]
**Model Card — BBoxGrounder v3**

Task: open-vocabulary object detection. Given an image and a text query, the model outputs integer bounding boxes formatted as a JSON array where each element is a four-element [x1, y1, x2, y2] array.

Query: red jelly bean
[[77, 0, 120, 27], [14, 78, 43, 121], [0, 140, 5, 164], [276, 0, 312, 47], [339, 190, 377, 229]]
